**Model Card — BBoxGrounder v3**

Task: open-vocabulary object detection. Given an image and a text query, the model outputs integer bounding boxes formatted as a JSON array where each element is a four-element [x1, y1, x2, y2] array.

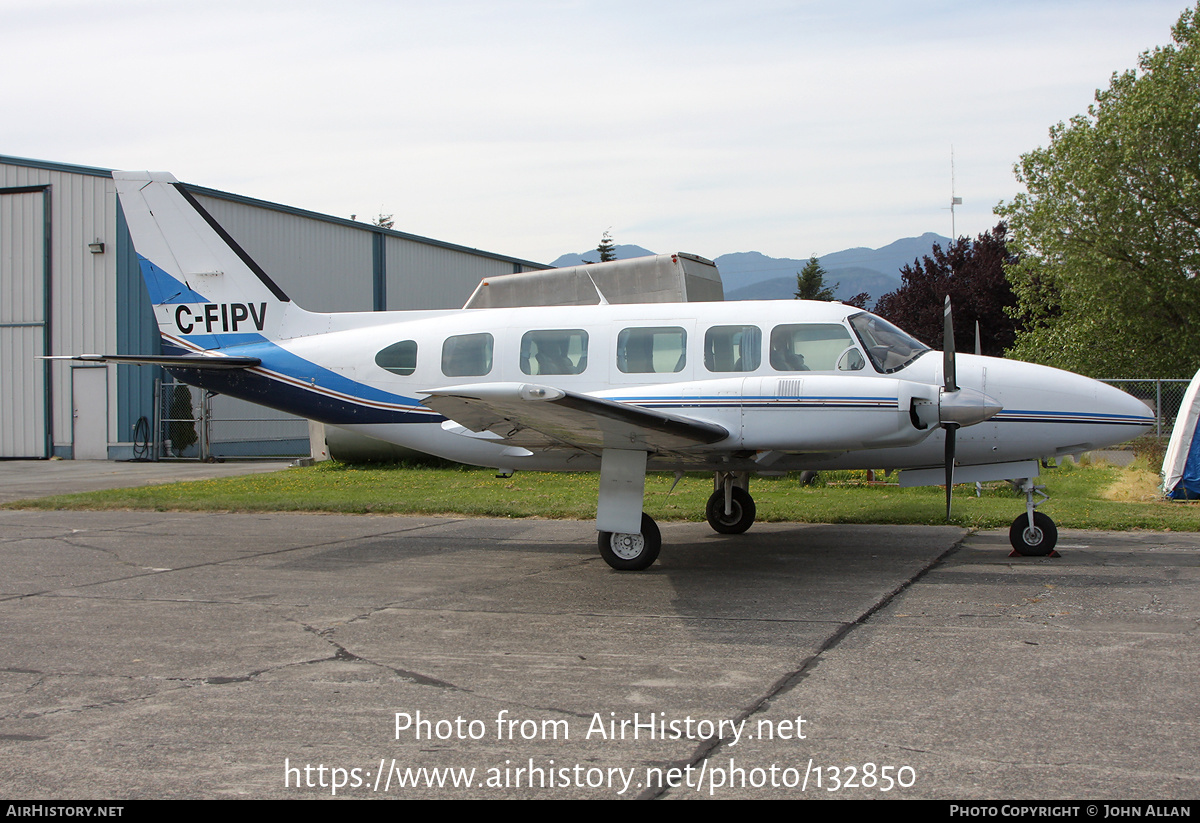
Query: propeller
[[933, 299, 1003, 518], [943, 296, 958, 519]]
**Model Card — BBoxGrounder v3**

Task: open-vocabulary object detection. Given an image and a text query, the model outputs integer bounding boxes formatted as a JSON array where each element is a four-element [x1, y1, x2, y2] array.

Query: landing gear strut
[[1008, 477, 1057, 556], [706, 472, 757, 534], [595, 448, 660, 571]]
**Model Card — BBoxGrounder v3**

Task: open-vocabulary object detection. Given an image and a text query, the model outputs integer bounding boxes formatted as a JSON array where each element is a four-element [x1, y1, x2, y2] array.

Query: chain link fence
[[155, 378, 310, 461]]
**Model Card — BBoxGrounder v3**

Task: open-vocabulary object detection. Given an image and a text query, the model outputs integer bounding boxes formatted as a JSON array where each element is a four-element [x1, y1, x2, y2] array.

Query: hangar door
[[0, 186, 49, 458]]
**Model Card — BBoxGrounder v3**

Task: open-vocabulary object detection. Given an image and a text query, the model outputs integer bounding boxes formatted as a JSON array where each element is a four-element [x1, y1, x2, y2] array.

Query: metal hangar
[[0, 155, 548, 460]]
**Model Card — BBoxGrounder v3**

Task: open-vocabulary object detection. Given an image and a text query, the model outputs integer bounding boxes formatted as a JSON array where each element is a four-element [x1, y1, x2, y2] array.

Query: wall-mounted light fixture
[[88, 239, 105, 254]]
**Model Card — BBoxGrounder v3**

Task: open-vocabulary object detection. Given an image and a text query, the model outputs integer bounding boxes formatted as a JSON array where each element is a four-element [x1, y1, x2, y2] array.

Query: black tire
[[705, 487, 756, 535], [598, 513, 661, 571], [799, 471, 819, 486], [1009, 511, 1058, 556]]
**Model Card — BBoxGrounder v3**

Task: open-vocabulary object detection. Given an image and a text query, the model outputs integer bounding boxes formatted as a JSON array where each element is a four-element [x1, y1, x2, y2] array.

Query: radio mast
[[950, 146, 962, 239]]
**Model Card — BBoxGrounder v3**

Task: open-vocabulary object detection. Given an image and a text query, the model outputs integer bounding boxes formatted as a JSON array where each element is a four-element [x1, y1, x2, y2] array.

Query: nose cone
[[985, 359, 1156, 451], [1094, 380, 1158, 432]]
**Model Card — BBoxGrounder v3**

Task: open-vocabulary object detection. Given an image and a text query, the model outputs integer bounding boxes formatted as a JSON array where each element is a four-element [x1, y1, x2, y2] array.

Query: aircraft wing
[[41, 354, 261, 370], [422, 382, 729, 453]]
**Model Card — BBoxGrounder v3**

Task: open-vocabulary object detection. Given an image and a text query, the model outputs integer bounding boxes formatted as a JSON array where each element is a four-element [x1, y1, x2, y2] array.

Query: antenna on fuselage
[[586, 271, 610, 306]]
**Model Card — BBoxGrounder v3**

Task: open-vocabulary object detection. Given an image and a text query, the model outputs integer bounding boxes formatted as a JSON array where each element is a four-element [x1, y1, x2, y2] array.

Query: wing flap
[[422, 382, 728, 453]]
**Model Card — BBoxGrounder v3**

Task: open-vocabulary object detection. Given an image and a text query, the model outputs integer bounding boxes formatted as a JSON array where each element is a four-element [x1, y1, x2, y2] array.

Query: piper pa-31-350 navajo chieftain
[[72, 171, 1155, 570]]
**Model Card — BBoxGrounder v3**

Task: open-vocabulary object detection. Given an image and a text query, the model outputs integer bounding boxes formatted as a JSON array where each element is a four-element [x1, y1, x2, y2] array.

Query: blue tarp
[[1168, 418, 1200, 498]]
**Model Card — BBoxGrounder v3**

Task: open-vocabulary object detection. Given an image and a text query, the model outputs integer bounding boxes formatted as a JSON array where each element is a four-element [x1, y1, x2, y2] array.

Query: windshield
[[848, 313, 930, 374]]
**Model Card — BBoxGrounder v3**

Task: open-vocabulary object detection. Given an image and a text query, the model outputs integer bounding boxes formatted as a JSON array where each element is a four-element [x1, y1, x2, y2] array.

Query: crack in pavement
[[641, 531, 971, 800]]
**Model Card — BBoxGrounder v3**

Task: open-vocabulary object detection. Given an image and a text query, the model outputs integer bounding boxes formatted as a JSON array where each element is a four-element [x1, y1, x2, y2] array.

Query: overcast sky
[[3, 0, 1190, 265]]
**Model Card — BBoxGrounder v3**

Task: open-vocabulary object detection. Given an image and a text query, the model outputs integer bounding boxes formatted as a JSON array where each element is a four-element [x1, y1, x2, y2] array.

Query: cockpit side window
[[704, 325, 761, 372], [769, 324, 856, 372], [848, 313, 930, 374], [375, 340, 418, 375], [616, 327, 687, 374], [441, 332, 494, 377], [521, 329, 589, 375]]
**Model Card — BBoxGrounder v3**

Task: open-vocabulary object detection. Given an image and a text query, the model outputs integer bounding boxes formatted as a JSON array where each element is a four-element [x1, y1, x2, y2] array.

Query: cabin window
[[769, 324, 859, 372], [441, 332, 494, 377], [848, 313, 930, 374], [616, 326, 687, 374], [838, 347, 866, 371], [704, 325, 761, 372], [521, 329, 588, 375], [374, 340, 418, 376]]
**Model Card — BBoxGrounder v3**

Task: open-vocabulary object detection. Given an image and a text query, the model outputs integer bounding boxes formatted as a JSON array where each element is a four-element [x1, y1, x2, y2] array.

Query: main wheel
[[598, 513, 661, 571], [705, 486, 756, 534], [1009, 511, 1058, 556]]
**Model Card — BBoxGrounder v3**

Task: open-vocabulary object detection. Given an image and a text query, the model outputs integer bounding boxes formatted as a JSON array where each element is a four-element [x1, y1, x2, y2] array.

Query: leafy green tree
[[997, 3, 1200, 377], [794, 255, 837, 300]]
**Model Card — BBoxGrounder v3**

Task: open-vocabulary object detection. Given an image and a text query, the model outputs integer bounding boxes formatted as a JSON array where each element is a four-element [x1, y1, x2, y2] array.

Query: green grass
[[7, 457, 1200, 531]]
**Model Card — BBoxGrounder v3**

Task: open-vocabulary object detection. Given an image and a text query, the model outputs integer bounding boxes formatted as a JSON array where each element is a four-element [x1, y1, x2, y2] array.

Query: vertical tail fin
[[114, 171, 293, 351]]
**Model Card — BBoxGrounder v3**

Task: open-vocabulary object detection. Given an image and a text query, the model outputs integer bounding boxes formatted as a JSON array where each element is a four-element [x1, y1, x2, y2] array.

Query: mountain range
[[550, 233, 952, 305]]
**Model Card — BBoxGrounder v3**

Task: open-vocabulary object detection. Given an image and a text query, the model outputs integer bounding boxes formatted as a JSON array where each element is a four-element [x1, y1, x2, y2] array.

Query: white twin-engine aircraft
[[90, 171, 1154, 570]]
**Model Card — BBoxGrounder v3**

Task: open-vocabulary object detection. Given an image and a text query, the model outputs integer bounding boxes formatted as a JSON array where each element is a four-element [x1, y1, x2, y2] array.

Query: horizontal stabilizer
[[41, 354, 261, 370]]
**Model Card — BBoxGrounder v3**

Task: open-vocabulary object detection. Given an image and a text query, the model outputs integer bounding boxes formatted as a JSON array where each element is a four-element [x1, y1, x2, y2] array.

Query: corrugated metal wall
[[0, 161, 125, 458], [0, 186, 48, 456], [384, 235, 527, 311], [194, 195, 376, 312]]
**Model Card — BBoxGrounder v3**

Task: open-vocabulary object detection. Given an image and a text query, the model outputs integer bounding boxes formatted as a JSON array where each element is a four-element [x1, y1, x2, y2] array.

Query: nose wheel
[[1009, 511, 1057, 556]]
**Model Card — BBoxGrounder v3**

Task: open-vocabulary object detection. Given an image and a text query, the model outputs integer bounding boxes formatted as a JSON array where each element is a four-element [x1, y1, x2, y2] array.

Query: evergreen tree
[[794, 256, 837, 301], [597, 230, 617, 263]]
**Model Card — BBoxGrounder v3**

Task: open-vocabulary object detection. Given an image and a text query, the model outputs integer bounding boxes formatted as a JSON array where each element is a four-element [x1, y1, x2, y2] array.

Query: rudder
[[114, 171, 293, 350]]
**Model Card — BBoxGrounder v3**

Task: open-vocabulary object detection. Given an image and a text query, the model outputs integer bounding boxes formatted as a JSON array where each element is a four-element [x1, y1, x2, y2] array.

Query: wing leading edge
[[422, 382, 729, 454]]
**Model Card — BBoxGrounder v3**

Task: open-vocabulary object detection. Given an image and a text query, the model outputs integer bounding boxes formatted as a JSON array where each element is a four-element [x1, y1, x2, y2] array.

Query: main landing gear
[[1008, 477, 1057, 556], [594, 453, 765, 571], [596, 471, 763, 571], [598, 513, 662, 571], [705, 471, 757, 534]]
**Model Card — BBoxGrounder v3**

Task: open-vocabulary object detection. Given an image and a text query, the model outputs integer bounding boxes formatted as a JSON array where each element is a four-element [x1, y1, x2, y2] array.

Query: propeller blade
[[943, 296, 959, 519], [943, 295, 957, 393], [944, 422, 958, 519]]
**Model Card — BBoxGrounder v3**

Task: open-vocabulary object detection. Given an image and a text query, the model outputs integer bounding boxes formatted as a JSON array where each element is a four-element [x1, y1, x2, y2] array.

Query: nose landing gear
[[1009, 478, 1057, 556]]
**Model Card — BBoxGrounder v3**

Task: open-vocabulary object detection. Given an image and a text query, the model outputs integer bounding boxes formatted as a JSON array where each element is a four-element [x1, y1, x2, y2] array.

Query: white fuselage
[[221, 299, 1153, 474]]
